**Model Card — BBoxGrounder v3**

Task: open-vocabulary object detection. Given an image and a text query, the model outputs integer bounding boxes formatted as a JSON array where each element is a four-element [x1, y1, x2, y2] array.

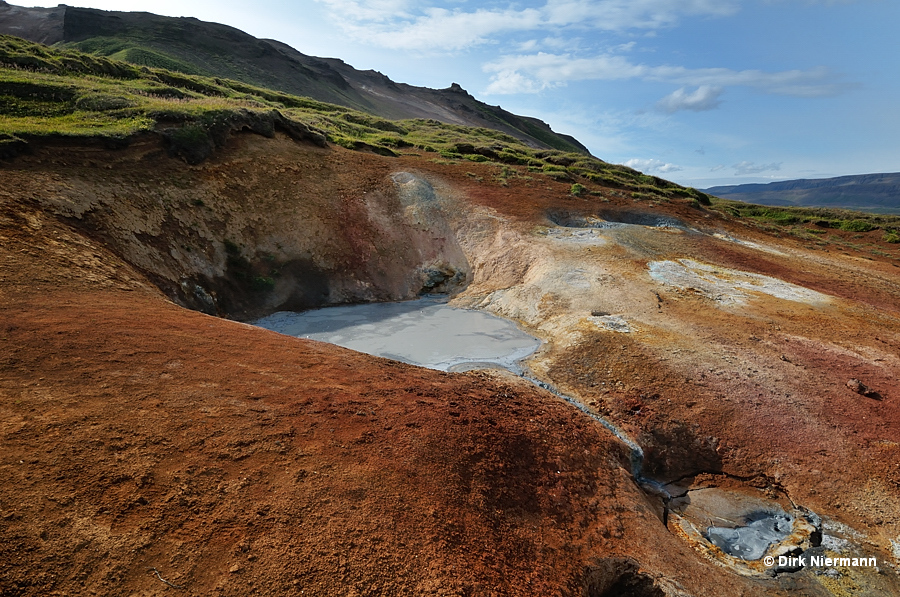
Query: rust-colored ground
[[2, 132, 900, 595]]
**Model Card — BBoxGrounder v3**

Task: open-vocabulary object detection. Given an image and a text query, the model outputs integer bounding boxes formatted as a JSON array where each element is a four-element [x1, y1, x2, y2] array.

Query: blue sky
[[22, 0, 900, 188]]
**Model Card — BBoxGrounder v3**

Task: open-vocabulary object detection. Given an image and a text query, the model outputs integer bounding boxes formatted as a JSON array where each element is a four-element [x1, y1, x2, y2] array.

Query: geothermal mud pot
[[253, 296, 541, 373], [2, 133, 900, 596]]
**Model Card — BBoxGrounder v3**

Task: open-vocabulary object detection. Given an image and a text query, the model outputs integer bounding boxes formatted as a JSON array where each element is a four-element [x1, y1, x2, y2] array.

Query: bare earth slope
[[2, 130, 900, 596]]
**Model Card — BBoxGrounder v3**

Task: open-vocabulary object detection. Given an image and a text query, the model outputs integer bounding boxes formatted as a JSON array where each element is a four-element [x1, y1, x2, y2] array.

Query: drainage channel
[[520, 373, 646, 479], [528, 371, 824, 576]]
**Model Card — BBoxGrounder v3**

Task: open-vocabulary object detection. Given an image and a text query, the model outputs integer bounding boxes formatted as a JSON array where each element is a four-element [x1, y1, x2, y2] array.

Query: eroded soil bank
[[2, 130, 900, 595]]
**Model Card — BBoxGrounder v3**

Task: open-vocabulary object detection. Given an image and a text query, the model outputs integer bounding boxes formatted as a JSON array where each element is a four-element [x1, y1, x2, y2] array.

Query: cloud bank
[[732, 161, 783, 175], [482, 53, 841, 98], [317, 0, 741, 50], [316, 0, 846, 109], [624, 158, 683, 173], [656, 86, 724, 113]]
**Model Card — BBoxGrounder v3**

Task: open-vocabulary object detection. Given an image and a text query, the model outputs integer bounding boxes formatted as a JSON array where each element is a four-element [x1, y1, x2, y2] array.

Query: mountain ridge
[[0, 1, 588, 153], [705, 172, 900, 212]]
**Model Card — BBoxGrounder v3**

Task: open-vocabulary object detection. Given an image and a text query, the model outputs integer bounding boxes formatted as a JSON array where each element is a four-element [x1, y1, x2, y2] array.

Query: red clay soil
[[3, 133, 900, 596], [0, 279, 712, 595]]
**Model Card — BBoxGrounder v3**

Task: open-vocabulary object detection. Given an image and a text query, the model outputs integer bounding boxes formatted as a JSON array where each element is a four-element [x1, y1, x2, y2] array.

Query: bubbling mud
[[667, 486, 821, 575]]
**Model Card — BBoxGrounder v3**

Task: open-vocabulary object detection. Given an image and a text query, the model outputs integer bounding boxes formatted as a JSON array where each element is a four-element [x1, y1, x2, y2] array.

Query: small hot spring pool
[[253, 296, 541, 373], [706, 511, 794, 561]]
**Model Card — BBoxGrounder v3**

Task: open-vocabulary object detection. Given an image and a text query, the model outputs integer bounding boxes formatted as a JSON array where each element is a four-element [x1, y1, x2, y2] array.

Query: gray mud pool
[[253, 296, 541, 373], [706, 512, 794, 560]]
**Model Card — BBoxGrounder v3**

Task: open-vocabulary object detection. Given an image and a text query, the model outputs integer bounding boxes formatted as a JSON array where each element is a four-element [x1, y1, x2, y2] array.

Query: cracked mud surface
[[2, 132, 900, 595]]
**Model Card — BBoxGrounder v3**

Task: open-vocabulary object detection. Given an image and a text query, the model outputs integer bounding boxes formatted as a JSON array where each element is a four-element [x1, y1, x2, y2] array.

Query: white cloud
[[483, 70, 545, 94], [624, 158, 683, 173], [332, 6, 544, 51], [316, 0, 740, 51], [656, 86, 724, 112], [733, 161, 782, 175], [540, 36, 577, 50], [483, 52, 842, 97], [766, 0, 867, 4], [649, 64, 843, 97], [483, 52, 645, 93], [542, 0, 739, 31], [317, 0, 415, 23]]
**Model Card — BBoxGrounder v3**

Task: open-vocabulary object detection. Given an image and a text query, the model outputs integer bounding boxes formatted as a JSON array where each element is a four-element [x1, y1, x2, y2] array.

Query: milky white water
[[253, 296, 541, 373]]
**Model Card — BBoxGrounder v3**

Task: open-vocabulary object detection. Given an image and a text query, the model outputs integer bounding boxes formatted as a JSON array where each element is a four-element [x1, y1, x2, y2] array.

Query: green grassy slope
[[41, 5, 585, 154], [709, 200, 900, 245], [0, 35, 712, 202]]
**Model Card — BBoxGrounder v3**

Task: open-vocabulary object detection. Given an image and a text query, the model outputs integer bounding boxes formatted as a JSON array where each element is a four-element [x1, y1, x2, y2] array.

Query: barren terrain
[[2, 131, 900, 596]]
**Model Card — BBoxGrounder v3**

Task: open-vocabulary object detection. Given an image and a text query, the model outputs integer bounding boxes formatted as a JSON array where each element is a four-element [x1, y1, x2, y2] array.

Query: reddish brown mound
[[2, 285, 710, 596]]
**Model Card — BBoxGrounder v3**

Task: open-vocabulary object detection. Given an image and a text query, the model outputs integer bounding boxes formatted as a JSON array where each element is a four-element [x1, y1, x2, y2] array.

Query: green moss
[[109, 46, 204, 75], [75, 93, 138, 111], [707, 198, 900, 246], [840, 219, 875, 232], [765, 211, 800, 225], [168, 123, 210, 146]]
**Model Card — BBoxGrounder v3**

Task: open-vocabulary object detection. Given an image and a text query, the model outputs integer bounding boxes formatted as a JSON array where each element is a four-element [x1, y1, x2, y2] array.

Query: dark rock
[[419, 265, 465, 294], [846, 379, 882, 400], [0, 134, 29, 159]]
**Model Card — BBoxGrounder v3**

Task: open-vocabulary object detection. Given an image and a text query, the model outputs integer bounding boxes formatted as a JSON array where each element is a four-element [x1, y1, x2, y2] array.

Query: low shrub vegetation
[[709, 199, 900, 248], [840, 219, 875, 232]]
